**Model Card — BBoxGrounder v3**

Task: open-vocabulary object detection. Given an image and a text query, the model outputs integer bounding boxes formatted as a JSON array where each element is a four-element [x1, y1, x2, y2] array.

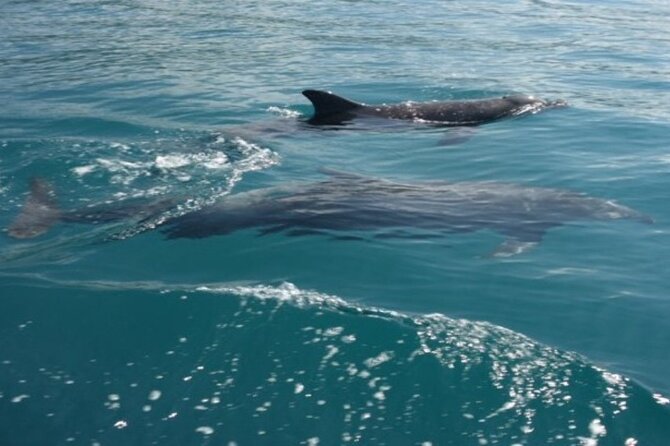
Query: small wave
[[0, 274, 668, 443], [196, 283, 636, 428]]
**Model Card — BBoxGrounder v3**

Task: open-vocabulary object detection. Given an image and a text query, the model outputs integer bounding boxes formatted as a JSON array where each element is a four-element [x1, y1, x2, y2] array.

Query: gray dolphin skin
[[8, 171, 648, 257], [162, 170, 650, 256], [302, 90, 566, 126]]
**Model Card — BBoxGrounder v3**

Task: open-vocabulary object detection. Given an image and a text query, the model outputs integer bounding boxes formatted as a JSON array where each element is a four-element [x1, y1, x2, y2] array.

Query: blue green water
[[2, 0, 670, 444]]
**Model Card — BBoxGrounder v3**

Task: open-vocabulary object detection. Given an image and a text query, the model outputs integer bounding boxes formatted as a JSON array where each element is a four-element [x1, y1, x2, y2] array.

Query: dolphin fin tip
[[302, 89, 361, 118]]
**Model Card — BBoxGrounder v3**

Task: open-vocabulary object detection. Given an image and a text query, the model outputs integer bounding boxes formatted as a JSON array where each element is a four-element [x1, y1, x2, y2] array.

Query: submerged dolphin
[[162, 170, 650, 256], [8, 171, 651, 257], [302, 90, 566, 126]]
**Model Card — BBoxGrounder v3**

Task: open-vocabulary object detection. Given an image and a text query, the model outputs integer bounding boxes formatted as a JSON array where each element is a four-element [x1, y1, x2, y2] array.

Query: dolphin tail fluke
[[302, 90, 362, 119], [8, 178, 61, 239]]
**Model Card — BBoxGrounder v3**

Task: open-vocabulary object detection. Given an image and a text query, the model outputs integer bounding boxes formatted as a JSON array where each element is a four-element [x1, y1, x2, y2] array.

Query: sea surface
[[1, 0, 670, 445]]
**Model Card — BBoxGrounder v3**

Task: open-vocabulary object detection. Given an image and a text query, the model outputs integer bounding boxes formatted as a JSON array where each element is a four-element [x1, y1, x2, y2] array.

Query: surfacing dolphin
[[303, 90, 567, 126], [8, 170, 651, 257]]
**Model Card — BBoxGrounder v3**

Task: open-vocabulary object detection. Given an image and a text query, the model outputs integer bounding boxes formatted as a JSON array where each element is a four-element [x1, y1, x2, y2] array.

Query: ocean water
[[1, 0, 670, 444]]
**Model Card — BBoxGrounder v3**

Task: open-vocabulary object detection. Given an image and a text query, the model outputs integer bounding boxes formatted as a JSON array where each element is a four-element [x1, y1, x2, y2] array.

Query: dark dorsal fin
[[302, 90, 362, 118]]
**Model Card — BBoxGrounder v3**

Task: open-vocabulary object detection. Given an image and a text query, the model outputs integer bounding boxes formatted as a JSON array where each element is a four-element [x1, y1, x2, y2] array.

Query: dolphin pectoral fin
[[488, 223, 554, 258], [7, 178, 61, 239], [437, 127, 476, 146], [490, 239, 539, 258]]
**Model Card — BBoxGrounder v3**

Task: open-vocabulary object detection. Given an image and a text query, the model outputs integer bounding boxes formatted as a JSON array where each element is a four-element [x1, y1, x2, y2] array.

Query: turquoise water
[[2, 0, 670, 444]]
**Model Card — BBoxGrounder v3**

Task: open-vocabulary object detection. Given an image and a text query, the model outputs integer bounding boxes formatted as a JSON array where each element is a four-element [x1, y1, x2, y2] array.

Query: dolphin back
[[302, 90, 362, 120]]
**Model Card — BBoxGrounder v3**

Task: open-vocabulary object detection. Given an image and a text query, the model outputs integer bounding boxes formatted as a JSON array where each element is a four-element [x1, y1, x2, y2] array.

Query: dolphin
[[302, 90, 566, 126], [161, 170, 650, 256], [8, 171, 650, 257]]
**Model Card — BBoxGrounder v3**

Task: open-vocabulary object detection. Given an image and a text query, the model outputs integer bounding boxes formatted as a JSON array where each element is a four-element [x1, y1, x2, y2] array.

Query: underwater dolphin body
[[162, 170, 651, 256], [302, 90, 566, 126], [8, 171, 651, 257]]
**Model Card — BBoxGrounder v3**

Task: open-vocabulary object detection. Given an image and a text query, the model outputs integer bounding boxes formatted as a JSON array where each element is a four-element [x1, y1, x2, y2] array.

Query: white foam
[[201, 152, 229, 169], [653, 393, 670, 405], [154, 154, 192, 169], [589, 419, 607, 437], [197, 282, 348, 309], [323, 327, 344, 337], [96, 158, 146, 171], [364, 351, 394, 369], [110, 142, 130, 151], [154, 152, 230, 170], [266, 106, 302, 119], [72, 165, 96, 176], [11, 394, 29, 403], [323, 345, 339, 361], [601, 371, 623, 386], [195, 426, 214, 435]]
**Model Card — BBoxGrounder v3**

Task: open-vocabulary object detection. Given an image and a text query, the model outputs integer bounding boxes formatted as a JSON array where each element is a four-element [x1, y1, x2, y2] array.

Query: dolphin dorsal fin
[[302, 90, 362, 118]]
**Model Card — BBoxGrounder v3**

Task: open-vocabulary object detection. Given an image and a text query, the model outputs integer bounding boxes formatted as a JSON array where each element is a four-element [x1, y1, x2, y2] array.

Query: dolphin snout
[[605, 201, 654, 224]]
